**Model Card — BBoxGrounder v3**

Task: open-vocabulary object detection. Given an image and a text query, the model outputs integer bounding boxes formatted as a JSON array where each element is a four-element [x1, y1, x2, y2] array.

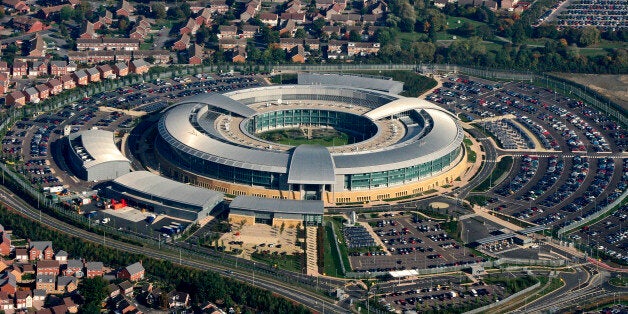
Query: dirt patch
[[429, 202, 450, 209], [557, 74, 628, 111]]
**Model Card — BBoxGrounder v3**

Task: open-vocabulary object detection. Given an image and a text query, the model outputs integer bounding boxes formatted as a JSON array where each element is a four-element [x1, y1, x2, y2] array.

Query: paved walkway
[[472, 205, 524, 231], [305, 226, 319, 276]]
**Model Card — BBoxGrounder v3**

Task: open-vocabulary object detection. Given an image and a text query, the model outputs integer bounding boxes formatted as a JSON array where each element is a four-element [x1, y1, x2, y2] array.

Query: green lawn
[[323, 217, 351, 276], [446, 16, 487, 29], [257, 128, 353, 147], [463, 137, 477, 163], [251, 252, 304, 273], [473, 156, 513, 192]]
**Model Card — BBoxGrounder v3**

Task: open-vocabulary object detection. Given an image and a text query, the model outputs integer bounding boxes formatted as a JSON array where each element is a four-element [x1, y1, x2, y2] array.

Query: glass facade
[[245, 109, 378, 138], [343, 146, 462, 190]]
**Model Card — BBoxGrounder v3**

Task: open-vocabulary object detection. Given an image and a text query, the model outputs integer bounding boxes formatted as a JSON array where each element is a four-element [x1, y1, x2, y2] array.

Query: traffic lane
[[0, 186, 348, 313]]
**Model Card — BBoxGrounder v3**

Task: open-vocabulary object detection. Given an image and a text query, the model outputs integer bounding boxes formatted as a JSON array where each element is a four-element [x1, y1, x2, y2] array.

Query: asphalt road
[[455, 130, 497, 200], [0, 186, 350, 313]]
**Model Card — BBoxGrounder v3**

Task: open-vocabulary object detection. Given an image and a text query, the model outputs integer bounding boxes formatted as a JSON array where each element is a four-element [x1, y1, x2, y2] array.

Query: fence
[[462, 282, 541, 314], [345, 258, 567, 278], [557, 188, 628, 236]]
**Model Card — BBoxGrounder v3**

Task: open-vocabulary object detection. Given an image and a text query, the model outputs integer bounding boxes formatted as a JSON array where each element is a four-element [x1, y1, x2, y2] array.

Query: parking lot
[[428, 75, 627, 265], [348, 212, 485, 273]]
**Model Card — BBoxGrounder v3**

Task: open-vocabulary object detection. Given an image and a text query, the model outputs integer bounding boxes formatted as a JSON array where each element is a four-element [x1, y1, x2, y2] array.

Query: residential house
[[32, 289, 46, 302], [84, 261, 104, 278], [0, 272, 16, 294], [116, 0, 134, 17], [0, 231, 10, 256], [173, 34, 190, 51], [24, 87, 40, 103], [14, 248, 28, 260], [304, 38, 321, 50], [195, 8, 212, 26], [71, 70, 89, 86], [62, 260, 83, 277], [180, 17, 199, 35], [129, 59, 149, 74], [208, 0, 229, 14], [6, 91, 27, 106], [231, 46, 246, 63], [280, 12, 306, 24], [34, 84, 50, 100], [219, 38, 246, 50], [12, 16, 44, 33], [46, 79, 63, 95], [347, 41, 380, 56], [29, 33, 46, 57], [325, 3, 345, 18], [80, 21, 96, 39], [85, 67, 101, 83], [258, 12, 278, 27], [54, 250, 68, 263], [279, 19, 296, 37], [60, 74, 76, 90], [241, 24, 259, 38], [168, 291, 190, 308], [63, 297, 78, 313], [99, 10, 113, 26], [3, 0, 29, 13], [113, 63, 129, 77], [0, 291, 13, 312], [290, 44, 306, 63], [37, 260, 59, 276], [107, 283, 120, 298], [118, 280, 133, 296], [67, 51, 117, 64], [56, 276, 77, 293], [189, 44, 204, 65], [76, 38, 140, 51], [322, 25, 341, 37], [0, 74, 8, 95], [133, 50, 171, 64], [29, 241, 54, 260], [51, 304, 68, 314], [218, 25, 237, 39], [49, 61, 70, 76], [117, 262, 145, 281], [12, 61, 28, 77], [315, 0, 334, 10], [0, 62, 9, 76], [279, 38, 303, 50], [35, 274, 55, 293], [14, 290, 32, 310], [97, 64, 114, 79]]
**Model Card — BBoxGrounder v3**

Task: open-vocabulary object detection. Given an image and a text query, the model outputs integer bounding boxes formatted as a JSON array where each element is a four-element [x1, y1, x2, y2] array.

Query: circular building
[[155, 85, 466, 206]]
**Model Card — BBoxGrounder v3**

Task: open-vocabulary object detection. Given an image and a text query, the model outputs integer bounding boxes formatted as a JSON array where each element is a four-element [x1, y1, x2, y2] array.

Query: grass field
[[348, 70, 437, 97], [473, 156, 513, 192], [463, 137, 477, 163], [323, 217, 351, 276], [258, 128, 355, 147], [251, 252, 304, 273]]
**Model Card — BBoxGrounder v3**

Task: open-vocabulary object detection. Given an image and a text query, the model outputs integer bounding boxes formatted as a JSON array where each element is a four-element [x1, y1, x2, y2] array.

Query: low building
[[104, 171, 224, 222], [117, 262, 144, 282], [65, 129, 131, 181], [129, 59, 149, 74], [6, 91, 26, 107], [113, 63, 129, 77], [229, 196, 323, 227]]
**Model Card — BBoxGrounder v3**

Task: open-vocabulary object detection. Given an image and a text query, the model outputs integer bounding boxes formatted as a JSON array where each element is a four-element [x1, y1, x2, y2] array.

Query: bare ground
[[556, 74, 628, 111]]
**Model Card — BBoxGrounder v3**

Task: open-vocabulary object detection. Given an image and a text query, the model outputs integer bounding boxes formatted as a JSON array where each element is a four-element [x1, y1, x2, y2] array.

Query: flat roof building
[[66, 129, 130, 181], [297, 73, 404, 94], [229, 196, 323, 227], [104, 171, 224, 222]]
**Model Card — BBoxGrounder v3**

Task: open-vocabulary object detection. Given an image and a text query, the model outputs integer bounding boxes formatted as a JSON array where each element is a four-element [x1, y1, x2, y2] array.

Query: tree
[[151, 3, 166, 19], [59, 6, 73, 22], [167, 7, 184, 20], [294, 28, 306, 39], [79, 277, 108, 308], [348, 30, 361, 41], [578, 26, 600, 47]]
